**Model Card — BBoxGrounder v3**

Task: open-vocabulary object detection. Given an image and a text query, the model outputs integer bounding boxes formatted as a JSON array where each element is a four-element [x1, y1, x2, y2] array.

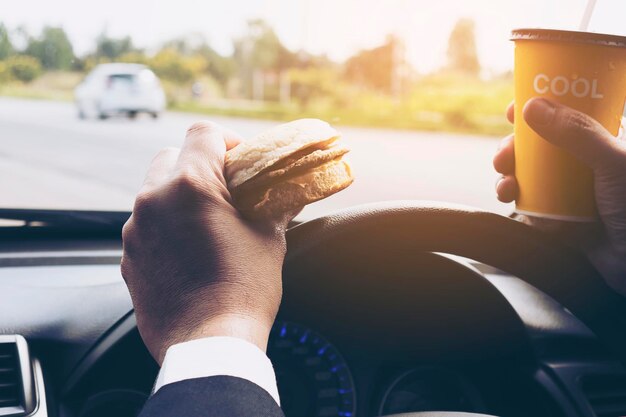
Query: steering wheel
[[283, 201, 626, 417]]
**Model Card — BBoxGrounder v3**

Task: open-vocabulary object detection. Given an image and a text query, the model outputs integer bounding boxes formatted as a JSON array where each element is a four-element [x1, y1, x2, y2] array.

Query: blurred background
[[0, 0, 623, 217]]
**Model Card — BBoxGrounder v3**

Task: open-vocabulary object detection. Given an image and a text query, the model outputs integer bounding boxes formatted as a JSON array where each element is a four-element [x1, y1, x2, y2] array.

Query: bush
[[5, 56, 42, 83], [444, 108, 476, 129], [0, 61, 10, 83], [150, 48, 206, 84]]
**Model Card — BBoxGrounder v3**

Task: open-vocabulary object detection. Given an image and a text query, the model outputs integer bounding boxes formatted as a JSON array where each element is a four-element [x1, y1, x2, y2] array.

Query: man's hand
[[494, 98, 626, 294], [121, 122, 293, 364]]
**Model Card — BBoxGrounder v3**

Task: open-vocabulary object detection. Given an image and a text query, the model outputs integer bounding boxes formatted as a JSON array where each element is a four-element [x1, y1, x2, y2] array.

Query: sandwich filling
[[233, 143, 349, 196], [225, 118, 354, 218], [231, 142, 351, 211], [225, 118, 340, 189]]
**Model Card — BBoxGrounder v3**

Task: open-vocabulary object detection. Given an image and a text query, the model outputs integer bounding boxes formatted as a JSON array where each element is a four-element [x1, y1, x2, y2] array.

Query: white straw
[[579, 0, 597, 31]]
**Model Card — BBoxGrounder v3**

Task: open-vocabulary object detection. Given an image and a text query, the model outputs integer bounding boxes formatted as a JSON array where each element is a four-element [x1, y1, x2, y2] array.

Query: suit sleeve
[[139, 375, 285, 417], [153, 336, 280, 404]]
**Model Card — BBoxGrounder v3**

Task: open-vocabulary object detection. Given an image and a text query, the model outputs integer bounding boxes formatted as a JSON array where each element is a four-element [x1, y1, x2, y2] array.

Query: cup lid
[[511, 28, 626, 48]]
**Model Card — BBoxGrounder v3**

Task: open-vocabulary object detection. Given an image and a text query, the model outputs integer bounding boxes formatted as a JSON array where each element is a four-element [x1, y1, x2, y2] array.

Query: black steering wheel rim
[[284, 200, 626, 365]]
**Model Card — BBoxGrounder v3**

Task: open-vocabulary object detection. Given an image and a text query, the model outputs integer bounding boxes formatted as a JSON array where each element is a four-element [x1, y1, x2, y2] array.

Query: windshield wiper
[[0, 208, 130, 230]]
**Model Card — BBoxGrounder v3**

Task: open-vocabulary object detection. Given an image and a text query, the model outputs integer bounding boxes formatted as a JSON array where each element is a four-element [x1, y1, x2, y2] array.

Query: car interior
[[2, 1, 625, 417], [2, 202, 626, 417]]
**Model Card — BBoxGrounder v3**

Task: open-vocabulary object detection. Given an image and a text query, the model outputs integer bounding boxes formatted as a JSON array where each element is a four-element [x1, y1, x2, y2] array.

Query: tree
[[150, 47, 208, 84], [0, 23, 13, 60], [163, 35, 235, 84], [234, 20, 282, 72], [344, 35, 401, 93], [289, 66, 338, 109], [233, 19, 296, 98], [446, 18, 480, 77], [25, 26, 74, 70], [195, 43, 234, 85], [95, 32, 135, 60]]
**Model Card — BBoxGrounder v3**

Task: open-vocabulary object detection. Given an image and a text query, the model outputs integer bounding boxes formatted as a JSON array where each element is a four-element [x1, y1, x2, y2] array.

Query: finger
[[176, 121, 241, 180], [178, 121, 242, 174], [143, 147, 180, 189], [493, 134, 515, 174], [523, 98, 619, 169], [496, 175, 518, 203], [222, 126, 244, 151], [506, 102, 514, 124]]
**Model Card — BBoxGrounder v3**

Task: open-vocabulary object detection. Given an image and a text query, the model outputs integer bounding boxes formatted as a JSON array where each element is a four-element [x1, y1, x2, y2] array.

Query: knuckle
[[559, 109, 597, 138], [186, 121, 219, 136], [132, 190, 159, 219], [120, 255, 134, 283], [121, 220, 139, 255], [170, 168, 213, 198], [121, 220, 135, 243], [154, 146, 179, 160]]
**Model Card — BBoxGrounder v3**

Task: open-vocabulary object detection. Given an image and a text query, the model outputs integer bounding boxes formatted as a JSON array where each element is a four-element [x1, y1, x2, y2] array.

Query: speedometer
[[268, 321, 356, 417], [378, 367, 483, 415]]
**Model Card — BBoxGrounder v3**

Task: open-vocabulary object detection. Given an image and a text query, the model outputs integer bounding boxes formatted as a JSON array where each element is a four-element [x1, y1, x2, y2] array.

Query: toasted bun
[[225, 118, 353, 219], [233, 145, 350, 196], [225, 119, 339, 189], [234, 159, 353, 219]]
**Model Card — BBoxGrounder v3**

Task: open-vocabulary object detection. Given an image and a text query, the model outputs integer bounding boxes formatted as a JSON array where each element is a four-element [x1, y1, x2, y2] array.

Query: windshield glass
[[1, 0, 624, 220]]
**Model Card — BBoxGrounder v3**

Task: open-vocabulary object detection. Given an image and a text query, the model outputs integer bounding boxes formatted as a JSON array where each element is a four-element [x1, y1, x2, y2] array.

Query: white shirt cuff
[[153, 336, 280, 405]]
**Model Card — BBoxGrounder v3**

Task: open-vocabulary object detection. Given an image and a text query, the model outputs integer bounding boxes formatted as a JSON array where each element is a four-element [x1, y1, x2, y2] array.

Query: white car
[[74, 63, 166, 119]]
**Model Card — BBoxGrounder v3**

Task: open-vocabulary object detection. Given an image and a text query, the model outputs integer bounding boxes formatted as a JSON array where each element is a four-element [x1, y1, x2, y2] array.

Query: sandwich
[[225, 119, 354, 219]]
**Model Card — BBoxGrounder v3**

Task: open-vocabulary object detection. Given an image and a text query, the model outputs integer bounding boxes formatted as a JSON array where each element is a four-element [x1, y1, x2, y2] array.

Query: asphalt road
[[0, 97, 513, 220]]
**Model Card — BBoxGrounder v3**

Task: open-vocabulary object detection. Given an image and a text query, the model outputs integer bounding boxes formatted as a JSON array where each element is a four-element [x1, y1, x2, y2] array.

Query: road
[[0, 97, 513, 220]]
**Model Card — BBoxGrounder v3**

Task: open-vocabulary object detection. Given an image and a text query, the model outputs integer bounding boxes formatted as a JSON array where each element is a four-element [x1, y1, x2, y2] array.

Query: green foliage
[[235, 20, 281, 71], [25, 27, 74, 70], [0, 71, 81, 100], [0, 18, 515, 136], [150, 48, 206, 84], [446, 18, 480, 77], [0, 24, 13, 60], [95, 33, 135, 60], [289, 67, 339, 109], [0, 61, 10, 83], [233, 19, 297, 98], [196, 44, 234, 85], [162, 35, 235, 84], [2, 55, 42, 83], [344, 35, 400, 93], [116, 52, 149, 65]]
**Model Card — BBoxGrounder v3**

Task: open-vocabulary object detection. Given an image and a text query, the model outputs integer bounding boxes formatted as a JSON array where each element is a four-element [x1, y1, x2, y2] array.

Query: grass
[[0, 71, 82, 101], [0, 71, 514, 136]]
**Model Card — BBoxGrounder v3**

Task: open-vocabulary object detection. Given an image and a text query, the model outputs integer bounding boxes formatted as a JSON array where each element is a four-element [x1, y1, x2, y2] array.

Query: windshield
[[1, 0, 624, 221]]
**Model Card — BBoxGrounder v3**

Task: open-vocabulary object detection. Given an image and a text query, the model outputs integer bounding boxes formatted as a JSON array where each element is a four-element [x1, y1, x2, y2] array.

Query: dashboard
[[61, 316, 559, 417], [1, 230, 625, 417]]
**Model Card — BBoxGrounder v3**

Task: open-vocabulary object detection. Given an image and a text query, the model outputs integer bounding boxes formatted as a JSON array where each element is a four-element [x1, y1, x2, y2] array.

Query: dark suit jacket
[[139, 375, 284, 417]]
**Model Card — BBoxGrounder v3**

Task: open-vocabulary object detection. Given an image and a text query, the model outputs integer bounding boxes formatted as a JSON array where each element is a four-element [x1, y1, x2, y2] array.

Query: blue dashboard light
[[269, 321, 356, 417], [331, 364, 344, 373], [317, 345, 330, 355]]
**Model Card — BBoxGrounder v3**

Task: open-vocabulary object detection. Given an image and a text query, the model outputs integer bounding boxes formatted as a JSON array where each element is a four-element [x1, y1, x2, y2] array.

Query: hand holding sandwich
[[121, 119, 353, 363], [121, 121, 290, 363]]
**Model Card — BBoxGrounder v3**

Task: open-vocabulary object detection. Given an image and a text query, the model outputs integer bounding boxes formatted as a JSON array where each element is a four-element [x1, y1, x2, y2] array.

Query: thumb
[[523, 98, 618, 170]]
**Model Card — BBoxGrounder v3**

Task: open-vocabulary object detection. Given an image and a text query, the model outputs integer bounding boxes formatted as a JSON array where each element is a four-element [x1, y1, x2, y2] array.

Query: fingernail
[[525, 98, 556, 126]]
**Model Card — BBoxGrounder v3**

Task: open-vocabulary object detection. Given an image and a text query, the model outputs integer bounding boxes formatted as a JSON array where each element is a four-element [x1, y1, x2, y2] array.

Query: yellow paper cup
[[512, 29, 626, 221]]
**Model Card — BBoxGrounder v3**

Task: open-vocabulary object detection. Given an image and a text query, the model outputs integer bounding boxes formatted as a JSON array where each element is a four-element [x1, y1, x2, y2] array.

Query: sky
[[1, 0, 625, 74]]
